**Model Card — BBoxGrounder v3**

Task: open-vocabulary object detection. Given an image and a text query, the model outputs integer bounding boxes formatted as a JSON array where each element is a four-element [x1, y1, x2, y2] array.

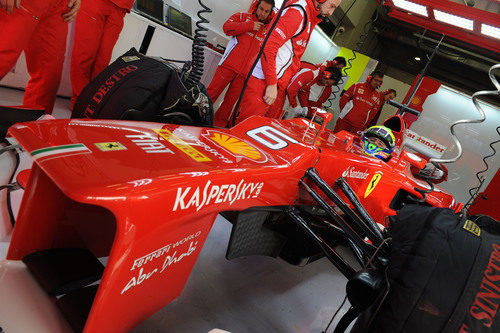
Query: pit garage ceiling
[[363, 0, 500, 100]]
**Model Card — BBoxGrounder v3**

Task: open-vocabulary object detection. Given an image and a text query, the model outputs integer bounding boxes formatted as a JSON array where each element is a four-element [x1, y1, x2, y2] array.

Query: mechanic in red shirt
[[70, 0, 135, 107], [266, 55, 346, 119], [209, 0, 274, 127], [0, 0, 80, 114], [233, 0, 341, 125], [366, 88, 397, 128], [334, 70, 384, 134], [286, 65, 342, 118]]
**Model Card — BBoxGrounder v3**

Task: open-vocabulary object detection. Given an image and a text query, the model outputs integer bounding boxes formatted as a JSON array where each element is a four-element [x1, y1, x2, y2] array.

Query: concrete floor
[[0, 87, 355, 333]]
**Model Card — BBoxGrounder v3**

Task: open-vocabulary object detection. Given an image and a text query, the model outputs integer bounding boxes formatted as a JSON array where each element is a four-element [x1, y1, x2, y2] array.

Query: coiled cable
[[186, 0, 212, 87], [430, 64, 500, 166], [465, 126, 499, 208], [324, 75, 345, 108], [343, 2, 380, 80], [463, 64, 500, 208]]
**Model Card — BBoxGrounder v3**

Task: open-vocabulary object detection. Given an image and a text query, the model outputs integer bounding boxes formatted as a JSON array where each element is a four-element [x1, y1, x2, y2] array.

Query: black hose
[[186, 0, 211, 87], [410, 179, 434, 204]]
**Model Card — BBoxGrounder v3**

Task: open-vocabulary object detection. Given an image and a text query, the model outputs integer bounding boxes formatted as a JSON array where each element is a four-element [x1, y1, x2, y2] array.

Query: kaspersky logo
[[204, 131, 267, 163]]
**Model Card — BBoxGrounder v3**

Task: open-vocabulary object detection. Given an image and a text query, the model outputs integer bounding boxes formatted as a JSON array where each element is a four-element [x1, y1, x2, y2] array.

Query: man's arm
[[316, 86, 333, 106], [261, 7, 304, 86], [287, 70, 314, 108], [261, 7, 304, 105], [339, 84, 355, 110], [223, 12, 258, 36]]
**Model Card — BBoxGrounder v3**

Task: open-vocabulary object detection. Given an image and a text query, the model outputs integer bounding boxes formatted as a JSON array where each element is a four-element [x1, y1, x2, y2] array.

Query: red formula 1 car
[[0, 113, 461, 332]]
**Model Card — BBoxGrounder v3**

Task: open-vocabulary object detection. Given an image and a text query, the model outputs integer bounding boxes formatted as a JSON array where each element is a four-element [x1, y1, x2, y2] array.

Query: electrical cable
[[324, 75, 345, 108], [343, 2, 380, 81], [465, 126, 500, 208], [330, 0, 358, 41], [427, 64, 500, 209], [324, 237, 392, 333], [323, 295, 348, 333], [319, 0, 358, 109], [430, 64, 500, 166], [185, 0, 212, 87]]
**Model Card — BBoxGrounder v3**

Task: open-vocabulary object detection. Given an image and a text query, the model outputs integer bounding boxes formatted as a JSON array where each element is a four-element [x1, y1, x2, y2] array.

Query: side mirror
[[400, 150, 427, 170]]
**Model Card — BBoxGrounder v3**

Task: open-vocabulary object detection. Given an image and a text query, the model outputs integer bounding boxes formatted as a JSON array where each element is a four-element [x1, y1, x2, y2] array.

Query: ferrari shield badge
[[95, 142, 127, 151], [364, 172, 383, 198]]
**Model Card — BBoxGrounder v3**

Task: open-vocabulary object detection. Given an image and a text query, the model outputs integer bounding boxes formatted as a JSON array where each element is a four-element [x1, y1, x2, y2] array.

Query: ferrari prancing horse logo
[[364, 172, 383, 198], [95, 142, 127, 151]]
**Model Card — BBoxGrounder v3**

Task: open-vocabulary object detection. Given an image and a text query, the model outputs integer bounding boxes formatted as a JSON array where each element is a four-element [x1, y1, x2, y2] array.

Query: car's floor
[[0, 86, 354, 333]]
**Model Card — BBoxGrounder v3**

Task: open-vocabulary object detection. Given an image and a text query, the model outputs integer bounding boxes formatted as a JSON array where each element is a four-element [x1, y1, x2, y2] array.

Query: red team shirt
[[219, 12, 268, 76], [253, 0, 322, 87], [287, 67, 333, 109], [109, 0, 135, 11], [338, 81, 383, 132], [236, 0, 322, 123]]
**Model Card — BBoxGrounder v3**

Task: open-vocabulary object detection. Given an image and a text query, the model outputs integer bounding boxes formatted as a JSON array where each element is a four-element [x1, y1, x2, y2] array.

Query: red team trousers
[[0, 0, 69, 113], [208, 67, 245, 127], [71, 0, 127, 105]]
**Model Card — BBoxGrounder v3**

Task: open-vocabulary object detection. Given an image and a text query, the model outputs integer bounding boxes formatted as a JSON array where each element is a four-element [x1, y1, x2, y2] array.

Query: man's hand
[[1, 0, 21, 14], [253, 21, 264, 31], [62, 0, 80, 22], [263, 84, 277, 105]]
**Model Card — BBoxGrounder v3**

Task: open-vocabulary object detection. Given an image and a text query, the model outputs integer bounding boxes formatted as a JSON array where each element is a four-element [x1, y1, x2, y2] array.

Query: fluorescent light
[[274, 0, 284, 8], [414, 57, 421, 61], [393, 0, 428, 17], [481, 24, 500, 39], [434, 10, 474, 30]]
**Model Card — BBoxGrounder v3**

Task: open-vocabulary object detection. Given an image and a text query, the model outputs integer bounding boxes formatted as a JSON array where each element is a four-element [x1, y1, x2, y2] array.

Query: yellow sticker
[[463, 220, 481, 237], [364, 172, 382, 198], [95, 142, 127, 151], [209, 133, 262, 160], [154, 129, 211, 162], [121, 56, 140, 62]]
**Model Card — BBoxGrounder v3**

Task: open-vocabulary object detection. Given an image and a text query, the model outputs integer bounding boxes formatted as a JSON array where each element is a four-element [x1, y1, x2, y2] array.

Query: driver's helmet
[[361, 125, 396, 160]]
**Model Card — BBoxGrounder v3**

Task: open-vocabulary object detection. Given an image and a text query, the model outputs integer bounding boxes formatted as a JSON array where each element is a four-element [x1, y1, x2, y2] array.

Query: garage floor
[[0, 87, 355, 333]]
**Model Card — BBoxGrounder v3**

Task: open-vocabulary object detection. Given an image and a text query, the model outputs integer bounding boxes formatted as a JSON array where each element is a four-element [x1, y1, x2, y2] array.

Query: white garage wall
[[164, 0, 253, 46], [409, 86, 500, 204]]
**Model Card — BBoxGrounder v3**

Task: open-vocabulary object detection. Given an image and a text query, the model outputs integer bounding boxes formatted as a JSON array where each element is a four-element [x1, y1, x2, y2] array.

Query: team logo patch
[[463, 220, 481, 237], [364, 172, 383, 198], [204, 131, 267, 163], [154, 129, 211, 162], [95, 142, 127, 151]]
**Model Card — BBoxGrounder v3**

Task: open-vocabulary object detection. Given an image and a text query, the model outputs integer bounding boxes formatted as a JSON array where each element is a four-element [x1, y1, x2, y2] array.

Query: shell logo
[[205, 131, 267, 163]]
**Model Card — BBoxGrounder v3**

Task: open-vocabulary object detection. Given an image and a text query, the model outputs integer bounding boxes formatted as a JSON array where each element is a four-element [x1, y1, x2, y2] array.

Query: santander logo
[[342, 167, 370, 180]]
